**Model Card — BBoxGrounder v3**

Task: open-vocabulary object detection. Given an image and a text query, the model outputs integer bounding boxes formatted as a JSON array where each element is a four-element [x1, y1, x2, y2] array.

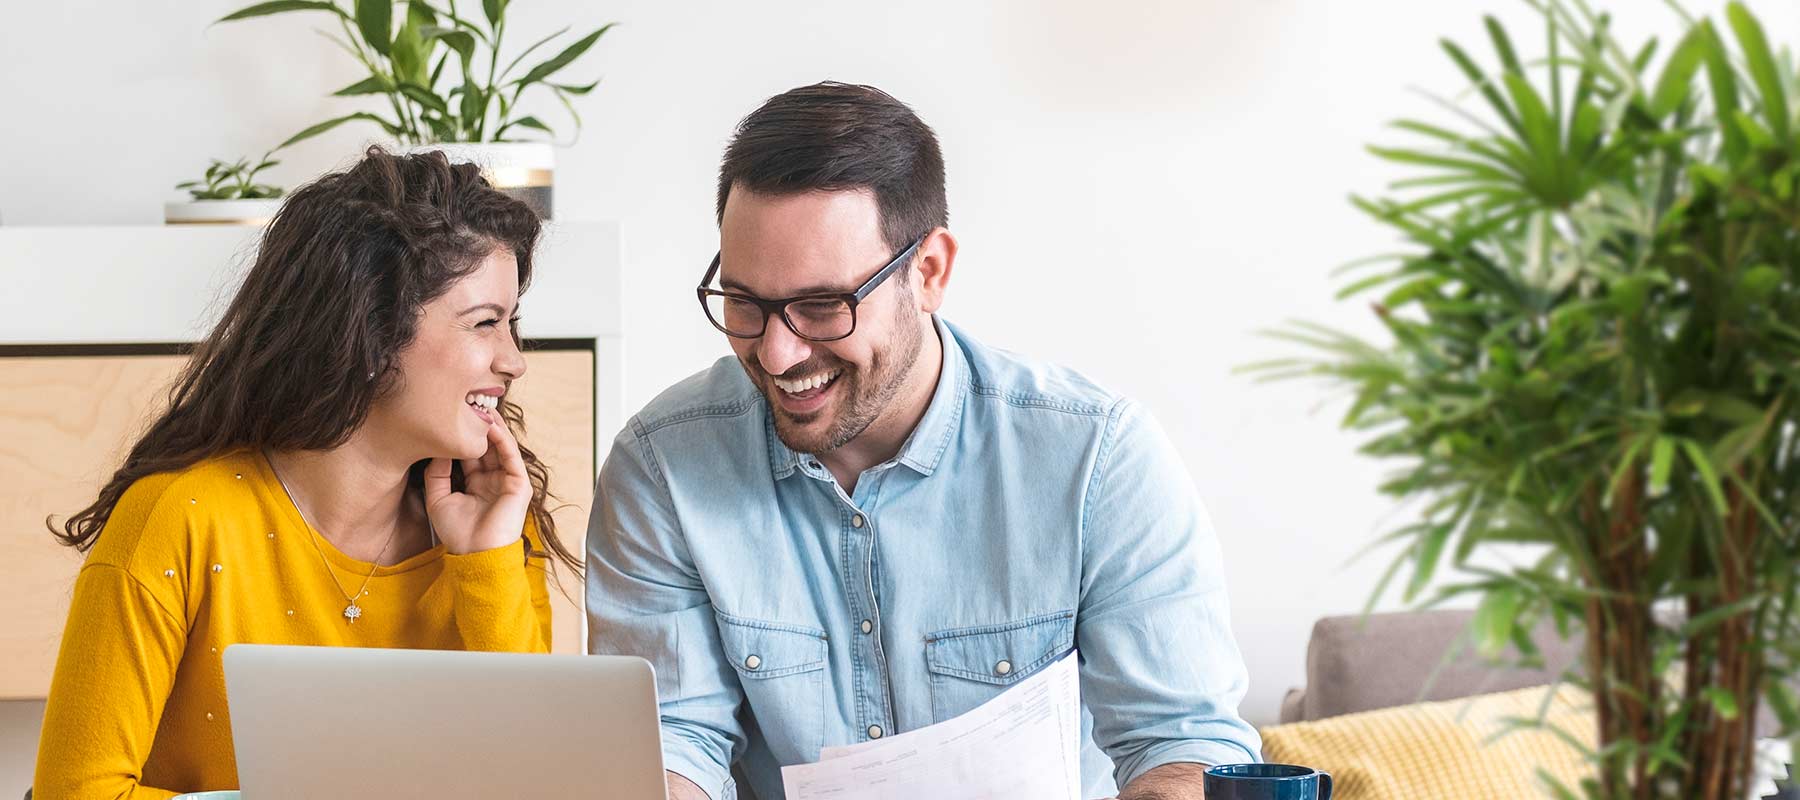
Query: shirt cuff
[[662, 733, 735, 800], [1115, 738, 1260, 790]]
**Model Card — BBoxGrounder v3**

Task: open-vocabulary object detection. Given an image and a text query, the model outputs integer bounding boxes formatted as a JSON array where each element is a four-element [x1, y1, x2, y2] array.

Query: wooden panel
[[504, 348, 595, 657], [0, 355, 186, 700], [0, 349, 595, 699]]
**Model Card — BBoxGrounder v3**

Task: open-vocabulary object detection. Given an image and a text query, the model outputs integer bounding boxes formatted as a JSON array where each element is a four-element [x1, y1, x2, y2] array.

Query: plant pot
[[403, 142, 555, 219], [162, 198, 284, 226]]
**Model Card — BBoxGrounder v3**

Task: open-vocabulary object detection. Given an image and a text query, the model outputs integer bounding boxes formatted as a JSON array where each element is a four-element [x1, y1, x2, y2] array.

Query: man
[[588, 81, 1259, 800]]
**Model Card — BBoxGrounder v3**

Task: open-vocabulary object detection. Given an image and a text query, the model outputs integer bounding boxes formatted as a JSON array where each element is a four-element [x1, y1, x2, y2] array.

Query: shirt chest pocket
[[924, 610, 1075, 723], [716, 612, 829, 759]]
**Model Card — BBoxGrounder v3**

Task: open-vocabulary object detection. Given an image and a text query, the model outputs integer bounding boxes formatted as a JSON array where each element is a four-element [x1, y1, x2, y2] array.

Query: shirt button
[[745, 655, 762, 670], [868, 725, 884, 739], [851, 514, 865, 529], [860, 619, 873, 634], [995, 660, 1013, 676]]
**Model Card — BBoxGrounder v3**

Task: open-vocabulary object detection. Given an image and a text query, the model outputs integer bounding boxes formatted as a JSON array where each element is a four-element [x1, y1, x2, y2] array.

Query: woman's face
[[366, 246, 527, 461]]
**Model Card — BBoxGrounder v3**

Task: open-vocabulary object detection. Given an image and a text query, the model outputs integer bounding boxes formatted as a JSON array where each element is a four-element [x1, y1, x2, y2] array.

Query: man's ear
[[912, 227, 957, 314]]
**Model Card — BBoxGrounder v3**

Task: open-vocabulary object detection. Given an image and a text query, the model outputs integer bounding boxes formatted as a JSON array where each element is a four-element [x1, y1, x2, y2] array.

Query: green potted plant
[[217, 0, 615, 218], [165, 153, 285, 225], [1250, 2, 1799, 797]]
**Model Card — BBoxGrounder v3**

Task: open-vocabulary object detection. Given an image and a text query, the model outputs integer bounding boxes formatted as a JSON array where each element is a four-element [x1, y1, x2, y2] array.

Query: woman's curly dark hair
[[51, 146, 580, 575]]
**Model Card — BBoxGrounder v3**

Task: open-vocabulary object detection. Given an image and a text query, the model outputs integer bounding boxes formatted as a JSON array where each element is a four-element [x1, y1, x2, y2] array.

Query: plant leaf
[[422, 25, 475, 63], [1725, 2, 1789, 143], [397, 82, 450, 115], [333, 74, 395, 96], [1648, 436, 1675, 496], [499, 25, 570, 82], [495, 114, 552, 138], [1699, 20, 1746, 163], [1704, 686, 1741, 721], [511, 23, 614, 87], [1485, 15, 1525, 76], [1679, 438, 1730, 518], [549, 79, 599, 95], [216, 0, 348, 24], [390, 16, 428, 85], [355, 0, 393, 56], [279, 112, 401, 148], [1649, 26, 1707, 119], [459, 82, 485, 139], [1473, 586, 1522, 659], [1405, 523, 1456, 602], [1440, 37, 1525, 139]]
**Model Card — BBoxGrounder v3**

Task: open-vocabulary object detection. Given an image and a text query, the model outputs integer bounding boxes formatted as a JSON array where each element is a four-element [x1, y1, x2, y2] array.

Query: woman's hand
[[424, 416, 534, 555]]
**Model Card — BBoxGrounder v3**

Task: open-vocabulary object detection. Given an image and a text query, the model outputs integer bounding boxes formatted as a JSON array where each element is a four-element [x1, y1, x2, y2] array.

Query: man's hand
[[666, 770, 711, 800], [1112, 762, 1209, 800]]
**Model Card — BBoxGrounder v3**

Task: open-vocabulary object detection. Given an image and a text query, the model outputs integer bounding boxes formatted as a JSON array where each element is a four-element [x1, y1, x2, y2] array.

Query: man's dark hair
[[717, 81, 947, 253]]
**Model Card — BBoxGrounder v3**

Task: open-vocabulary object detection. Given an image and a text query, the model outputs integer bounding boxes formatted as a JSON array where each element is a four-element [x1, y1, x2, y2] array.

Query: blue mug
[[1203, 763, 1333, 800]]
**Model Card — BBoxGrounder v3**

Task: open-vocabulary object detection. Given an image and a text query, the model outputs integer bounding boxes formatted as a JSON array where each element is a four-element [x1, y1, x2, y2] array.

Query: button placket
[[831, 482, 894, 741]]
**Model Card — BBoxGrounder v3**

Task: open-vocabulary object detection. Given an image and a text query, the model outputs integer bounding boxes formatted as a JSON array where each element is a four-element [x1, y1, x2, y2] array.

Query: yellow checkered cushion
[[1260, 684, 1596, 799]]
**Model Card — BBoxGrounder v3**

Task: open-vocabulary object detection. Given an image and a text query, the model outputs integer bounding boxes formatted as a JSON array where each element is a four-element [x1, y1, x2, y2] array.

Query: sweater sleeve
[[33, 560, 187, 800], [438, 527, 555, 653]]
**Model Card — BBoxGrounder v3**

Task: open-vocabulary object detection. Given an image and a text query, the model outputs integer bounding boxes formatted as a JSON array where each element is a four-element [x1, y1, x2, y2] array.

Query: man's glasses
[[697, 235, 925, 342]]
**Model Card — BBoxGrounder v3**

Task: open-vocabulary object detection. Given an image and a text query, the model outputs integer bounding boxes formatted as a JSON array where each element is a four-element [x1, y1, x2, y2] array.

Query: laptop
[[222, 644, 665, 799]]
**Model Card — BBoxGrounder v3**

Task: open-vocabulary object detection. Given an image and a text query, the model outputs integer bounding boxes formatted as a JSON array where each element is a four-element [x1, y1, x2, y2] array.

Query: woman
[[32, 148, 580, 799]]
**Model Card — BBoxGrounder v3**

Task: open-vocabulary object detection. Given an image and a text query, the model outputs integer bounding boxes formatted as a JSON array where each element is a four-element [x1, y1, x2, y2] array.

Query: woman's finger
[[479, 420, 503, 474], [487, 416, 529, 482]]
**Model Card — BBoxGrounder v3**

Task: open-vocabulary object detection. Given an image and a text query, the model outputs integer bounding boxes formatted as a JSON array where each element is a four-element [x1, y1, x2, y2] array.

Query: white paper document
[[781, 650, 1081, 800]]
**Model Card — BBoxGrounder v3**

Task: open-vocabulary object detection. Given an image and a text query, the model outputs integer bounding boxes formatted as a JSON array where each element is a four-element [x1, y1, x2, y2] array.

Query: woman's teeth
[[465, 393, 500, 411], [773, 369, 841, 394]]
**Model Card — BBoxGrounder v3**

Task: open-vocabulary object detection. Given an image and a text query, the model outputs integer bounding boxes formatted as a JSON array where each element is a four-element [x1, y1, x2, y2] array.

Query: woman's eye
[[477, 318, 501, 328]]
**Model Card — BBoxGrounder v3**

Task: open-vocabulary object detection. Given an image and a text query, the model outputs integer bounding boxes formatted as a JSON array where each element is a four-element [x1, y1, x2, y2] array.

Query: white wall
[[7, 0, 1796, 727]]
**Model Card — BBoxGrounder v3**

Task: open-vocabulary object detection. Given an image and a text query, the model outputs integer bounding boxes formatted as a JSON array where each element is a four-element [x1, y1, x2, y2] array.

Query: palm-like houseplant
[[1251, 2, 1800, 797]]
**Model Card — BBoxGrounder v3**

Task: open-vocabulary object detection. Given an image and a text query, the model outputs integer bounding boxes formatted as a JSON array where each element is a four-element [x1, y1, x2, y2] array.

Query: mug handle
[[1317, 770, 1333, 800]]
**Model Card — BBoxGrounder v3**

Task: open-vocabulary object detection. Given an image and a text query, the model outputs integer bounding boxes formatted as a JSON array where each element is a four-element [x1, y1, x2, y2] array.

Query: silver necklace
[[265, 451, 400, 624]]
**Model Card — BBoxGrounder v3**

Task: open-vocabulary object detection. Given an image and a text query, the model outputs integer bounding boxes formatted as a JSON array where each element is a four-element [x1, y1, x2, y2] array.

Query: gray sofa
[[1279, 609, 1582, 724]]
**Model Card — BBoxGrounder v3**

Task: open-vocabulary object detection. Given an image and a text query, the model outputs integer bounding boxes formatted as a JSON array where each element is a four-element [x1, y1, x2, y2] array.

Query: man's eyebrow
[[719, 278, 852, 297]]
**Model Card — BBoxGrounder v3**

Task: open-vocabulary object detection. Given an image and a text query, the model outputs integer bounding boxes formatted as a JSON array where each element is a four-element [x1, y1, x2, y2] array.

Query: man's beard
[[749, 312, 923, 456]]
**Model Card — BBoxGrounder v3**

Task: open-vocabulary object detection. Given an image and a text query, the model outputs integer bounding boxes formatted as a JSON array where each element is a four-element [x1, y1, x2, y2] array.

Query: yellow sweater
[[33, 450, 553, 799]]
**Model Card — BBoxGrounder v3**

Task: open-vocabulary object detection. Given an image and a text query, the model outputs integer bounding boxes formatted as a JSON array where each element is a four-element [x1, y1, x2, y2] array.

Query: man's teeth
[[464, 393, 500, 411], [773, 370, 841, 394]]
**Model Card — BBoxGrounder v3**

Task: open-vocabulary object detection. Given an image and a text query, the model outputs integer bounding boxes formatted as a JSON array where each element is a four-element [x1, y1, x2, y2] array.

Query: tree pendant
[[343, 602, 362, 623]]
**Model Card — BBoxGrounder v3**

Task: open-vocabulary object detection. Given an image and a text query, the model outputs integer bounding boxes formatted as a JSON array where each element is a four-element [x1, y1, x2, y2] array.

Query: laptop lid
[[223, 644, 665, 799]]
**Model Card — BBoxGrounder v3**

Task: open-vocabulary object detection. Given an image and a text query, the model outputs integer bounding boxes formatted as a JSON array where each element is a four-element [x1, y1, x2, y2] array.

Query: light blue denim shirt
[[587, 317, 1259, 800]]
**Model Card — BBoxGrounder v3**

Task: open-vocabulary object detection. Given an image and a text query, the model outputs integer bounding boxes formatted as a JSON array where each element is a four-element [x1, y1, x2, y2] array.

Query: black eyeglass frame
[[696, 235, 926, 342]]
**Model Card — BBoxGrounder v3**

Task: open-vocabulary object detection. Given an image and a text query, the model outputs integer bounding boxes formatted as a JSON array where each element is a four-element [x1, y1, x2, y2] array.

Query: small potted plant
[[164, 154, 285, 225], [216, 0, 616, 218]]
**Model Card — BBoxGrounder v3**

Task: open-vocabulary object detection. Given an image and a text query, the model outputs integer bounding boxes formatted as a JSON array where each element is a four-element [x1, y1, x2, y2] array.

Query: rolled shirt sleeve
[[1076, 400, 1262, 787]]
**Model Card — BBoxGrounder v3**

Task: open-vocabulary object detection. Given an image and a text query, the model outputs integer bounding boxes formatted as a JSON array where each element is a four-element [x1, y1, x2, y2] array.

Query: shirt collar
[[766, 315, 966, 481]]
